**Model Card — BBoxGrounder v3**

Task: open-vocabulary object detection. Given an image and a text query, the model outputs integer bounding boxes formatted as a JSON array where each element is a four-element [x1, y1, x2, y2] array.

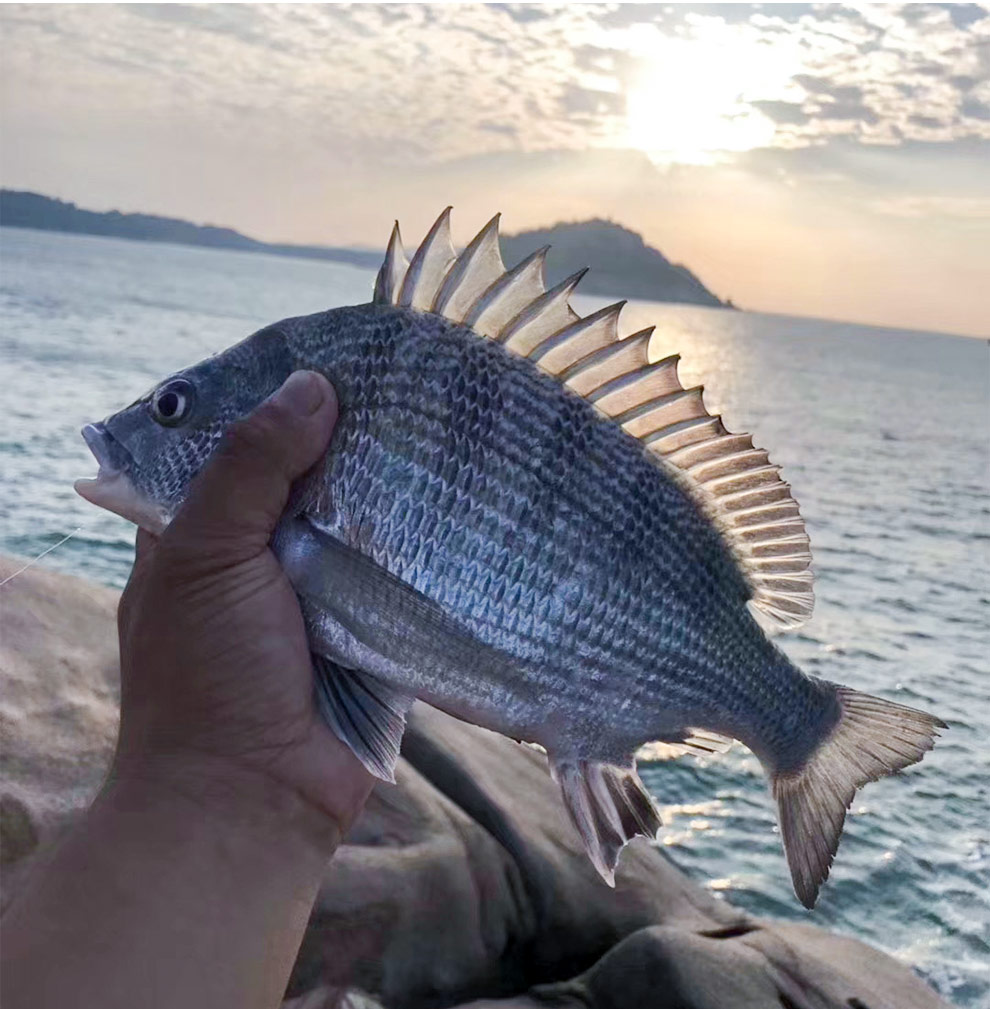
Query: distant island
[[0, 189, 382, 270], [0, 189, 728, 309], [501, 220, 726, 308]]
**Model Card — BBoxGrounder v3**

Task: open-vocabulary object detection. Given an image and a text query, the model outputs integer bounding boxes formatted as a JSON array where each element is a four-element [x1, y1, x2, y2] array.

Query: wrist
[[104, 750, 343, 859], [2, 748, 341, 1009]]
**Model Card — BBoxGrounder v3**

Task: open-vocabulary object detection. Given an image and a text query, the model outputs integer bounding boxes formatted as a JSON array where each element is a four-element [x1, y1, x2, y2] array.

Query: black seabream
[[76, 210, 944, 906]]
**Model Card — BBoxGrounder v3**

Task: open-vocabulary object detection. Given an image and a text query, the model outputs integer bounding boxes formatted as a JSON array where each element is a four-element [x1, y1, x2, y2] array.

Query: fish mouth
[[75, 423, 169, 534], [81, 423, 124, 473]]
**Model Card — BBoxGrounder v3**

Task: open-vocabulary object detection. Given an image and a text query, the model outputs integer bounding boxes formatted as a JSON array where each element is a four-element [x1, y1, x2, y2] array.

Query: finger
[[134, 527, 159, 562], [120, 527, 160, 623], [129, 526, 159, 582], [166, 371, 338, 563]]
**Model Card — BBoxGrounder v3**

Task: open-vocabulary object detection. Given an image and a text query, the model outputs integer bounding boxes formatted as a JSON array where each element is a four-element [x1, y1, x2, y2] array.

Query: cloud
[[2, 2, 988, 174], [938, 3, 990, 30], [559, 85, 625, 119], [753, 100, 810, 125], [793, 77, 863, 102], [816, 98, 880, 125], [870, 193, 990, 218], [962, 96, 990, 119]]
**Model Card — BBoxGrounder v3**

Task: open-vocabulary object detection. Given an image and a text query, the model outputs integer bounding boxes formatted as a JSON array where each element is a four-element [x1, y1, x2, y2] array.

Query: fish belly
[[276, 516, 563, 747]]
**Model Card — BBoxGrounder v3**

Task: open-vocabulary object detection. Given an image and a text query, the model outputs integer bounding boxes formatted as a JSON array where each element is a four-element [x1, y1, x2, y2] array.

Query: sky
[[1, 3, 989, 337]]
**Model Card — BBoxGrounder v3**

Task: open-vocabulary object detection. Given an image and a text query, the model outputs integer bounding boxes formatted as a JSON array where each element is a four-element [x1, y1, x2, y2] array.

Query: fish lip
[[81, 422, 128, 474]]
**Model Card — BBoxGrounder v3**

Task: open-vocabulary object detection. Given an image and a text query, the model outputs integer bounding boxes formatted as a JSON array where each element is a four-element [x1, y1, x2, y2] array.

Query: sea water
[[1, 226, 987, 1002]]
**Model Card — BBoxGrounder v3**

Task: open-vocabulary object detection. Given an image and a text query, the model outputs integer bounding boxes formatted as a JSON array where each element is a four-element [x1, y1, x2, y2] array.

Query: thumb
[[165, 370, 338, 565]]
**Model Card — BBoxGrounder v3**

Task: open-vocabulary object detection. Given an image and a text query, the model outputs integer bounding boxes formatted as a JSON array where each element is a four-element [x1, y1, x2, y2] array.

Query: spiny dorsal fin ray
[[667, 433, 755, 469], [399, 207, 457, 311], [592, 354, 682, 418], [500, 269, 585, 353], [433, 213, 505, 323], [373, 222, 408, 305], [562, 327, 654, 397], [622, 387, 708, 439], [531, 300, 625, 376], [373, 210, 814, 631], [465, 246, 549, 339]]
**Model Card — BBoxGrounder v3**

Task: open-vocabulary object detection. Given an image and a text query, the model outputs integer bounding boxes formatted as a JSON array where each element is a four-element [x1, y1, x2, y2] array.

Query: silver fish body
[[277, 304, 831, 768], [77, 210, 944, 906]]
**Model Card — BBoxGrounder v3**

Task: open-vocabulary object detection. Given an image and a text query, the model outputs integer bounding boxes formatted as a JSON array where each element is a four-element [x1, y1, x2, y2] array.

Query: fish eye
[[150, 379, 195, 427]]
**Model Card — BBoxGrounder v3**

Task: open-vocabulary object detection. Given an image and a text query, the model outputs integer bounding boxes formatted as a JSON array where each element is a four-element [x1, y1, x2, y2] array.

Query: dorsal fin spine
[[529, 300, 625, 375], [373, 222, 407, 305], [399, 207, 456, 310], [666, 433, 755, 468], [704, 465, 783, 496], [562, 328, 654, 397], [617, 385, 705, 426], [730, 502, 801, 527], [735, 518, 807, 543], [644, 416, 727, 455], [719, 483, 793, 510], [592, 357, 684, 418], [432, 213, 505, 323], [588, 353, 679, 405], [687, 449, 772, 482], [499, 268, 587, 351], [464, 246, 549, 338]]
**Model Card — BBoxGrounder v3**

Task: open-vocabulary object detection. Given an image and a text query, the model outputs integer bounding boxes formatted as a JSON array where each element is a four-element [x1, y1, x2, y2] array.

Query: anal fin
[[550, 756, 662, 886], [636, 728, 734, 762], [672, 728, 734, 756], [312, 654, 414, 783]]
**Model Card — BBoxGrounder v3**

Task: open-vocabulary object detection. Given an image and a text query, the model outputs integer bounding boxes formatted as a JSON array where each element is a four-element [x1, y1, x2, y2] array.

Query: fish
[[76, 208, 945, 907]]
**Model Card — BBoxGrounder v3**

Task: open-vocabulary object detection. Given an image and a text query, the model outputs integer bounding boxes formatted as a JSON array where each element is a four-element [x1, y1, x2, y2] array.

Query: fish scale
[[76, 208, 944, 906]]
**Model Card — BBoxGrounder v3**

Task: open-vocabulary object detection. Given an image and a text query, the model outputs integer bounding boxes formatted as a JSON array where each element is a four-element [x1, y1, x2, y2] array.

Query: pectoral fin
[[277, 515, 526, 686], [312, 654, 414, 783]]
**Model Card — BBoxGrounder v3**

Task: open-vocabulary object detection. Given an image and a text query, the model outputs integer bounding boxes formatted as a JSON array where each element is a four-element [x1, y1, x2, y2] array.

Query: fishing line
[[0, 527, 85, 588]]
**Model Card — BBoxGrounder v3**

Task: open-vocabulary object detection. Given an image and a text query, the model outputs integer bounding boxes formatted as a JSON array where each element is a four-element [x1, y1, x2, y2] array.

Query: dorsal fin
[[372, 209, 815, 631]]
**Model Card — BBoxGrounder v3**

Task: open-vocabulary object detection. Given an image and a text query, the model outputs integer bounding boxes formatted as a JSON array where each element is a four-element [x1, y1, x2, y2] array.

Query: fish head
[[75, 324, 293, 532]]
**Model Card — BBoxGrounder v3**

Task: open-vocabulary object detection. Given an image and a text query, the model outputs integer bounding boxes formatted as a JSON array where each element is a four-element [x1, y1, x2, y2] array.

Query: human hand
[[2, 371, 374, 1009], [113, 369, 373, 844]]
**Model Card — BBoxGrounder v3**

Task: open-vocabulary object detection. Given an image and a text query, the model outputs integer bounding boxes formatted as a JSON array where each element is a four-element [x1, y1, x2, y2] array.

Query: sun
[[620, 23, 801, 165]]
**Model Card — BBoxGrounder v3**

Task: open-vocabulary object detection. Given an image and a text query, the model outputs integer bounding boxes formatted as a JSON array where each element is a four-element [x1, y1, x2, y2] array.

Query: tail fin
[[773, 685, 946, 908], [551, 757, 663, 885]]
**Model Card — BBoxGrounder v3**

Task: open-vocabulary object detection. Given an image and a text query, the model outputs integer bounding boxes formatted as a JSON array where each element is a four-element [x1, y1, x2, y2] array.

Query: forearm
[[1, 760, 339, 1009]]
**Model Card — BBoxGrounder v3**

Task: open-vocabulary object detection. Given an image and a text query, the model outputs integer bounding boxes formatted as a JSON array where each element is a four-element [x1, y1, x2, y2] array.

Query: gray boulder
[[0, 557, 948, 1008]]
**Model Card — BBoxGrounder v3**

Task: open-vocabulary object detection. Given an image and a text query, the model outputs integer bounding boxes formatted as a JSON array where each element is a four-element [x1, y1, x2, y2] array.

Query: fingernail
[[272, 371, 327, 417]]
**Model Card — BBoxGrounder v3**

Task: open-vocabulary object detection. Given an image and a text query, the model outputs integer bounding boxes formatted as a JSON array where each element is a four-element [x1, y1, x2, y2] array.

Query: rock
[[546, 921, 945, 1009], [0, 793, 39, 865], [0, 557, 120, 903], [0, 557, 949, 1008], [456, 920, 949, 1008], [282, 987, 387, 1009]]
